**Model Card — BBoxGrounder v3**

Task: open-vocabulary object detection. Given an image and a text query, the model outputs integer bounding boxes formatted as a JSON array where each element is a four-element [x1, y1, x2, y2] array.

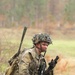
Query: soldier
[[6, 33, 54, 75], [18, 33, 53, 75]]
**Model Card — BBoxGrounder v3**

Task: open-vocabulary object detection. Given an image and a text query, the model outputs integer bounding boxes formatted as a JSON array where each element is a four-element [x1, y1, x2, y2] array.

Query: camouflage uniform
[[12, 47, 53, 75], [5, 47, 53, 75], [19, 47, 42, 75]]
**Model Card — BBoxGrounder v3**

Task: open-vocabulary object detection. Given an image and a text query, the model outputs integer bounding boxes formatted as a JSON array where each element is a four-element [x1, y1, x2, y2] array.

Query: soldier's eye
[[42, 43, 48, 46]]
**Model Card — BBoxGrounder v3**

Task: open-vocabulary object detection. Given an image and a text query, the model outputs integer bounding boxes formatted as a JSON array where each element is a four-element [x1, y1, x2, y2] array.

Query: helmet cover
[[32, 33, 52, 45]]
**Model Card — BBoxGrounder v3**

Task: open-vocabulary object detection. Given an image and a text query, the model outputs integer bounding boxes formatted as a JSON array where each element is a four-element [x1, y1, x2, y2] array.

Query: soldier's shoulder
[[21, 48, 34, 56], [20, 48, 35, 61]]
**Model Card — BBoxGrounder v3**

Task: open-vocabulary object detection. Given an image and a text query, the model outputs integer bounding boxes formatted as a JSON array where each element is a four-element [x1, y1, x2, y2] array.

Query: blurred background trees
[[0, 0, 75, 30]]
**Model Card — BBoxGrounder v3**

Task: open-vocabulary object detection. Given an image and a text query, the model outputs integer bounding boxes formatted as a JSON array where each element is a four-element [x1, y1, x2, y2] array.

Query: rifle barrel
[[18, 27, 27, 53]]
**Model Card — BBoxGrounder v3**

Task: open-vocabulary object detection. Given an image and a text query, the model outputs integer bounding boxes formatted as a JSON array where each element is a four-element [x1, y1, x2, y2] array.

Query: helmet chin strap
[[36, 43, 46, 57]]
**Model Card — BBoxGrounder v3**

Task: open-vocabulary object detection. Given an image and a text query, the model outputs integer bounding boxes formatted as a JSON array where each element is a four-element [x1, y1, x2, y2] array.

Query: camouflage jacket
[[5, 47, 53, 75]]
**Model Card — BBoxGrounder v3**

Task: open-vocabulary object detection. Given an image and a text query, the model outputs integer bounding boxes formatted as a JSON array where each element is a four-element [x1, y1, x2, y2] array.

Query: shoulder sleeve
[[19, 52, 31, 75]]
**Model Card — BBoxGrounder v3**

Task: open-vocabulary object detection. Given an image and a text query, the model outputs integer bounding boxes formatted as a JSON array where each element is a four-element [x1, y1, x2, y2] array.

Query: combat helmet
[[32, 33, 52, 45]]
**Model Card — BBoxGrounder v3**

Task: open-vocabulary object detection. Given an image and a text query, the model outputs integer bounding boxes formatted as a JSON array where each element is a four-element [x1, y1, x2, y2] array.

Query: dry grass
[[45, 55, 75, 75]]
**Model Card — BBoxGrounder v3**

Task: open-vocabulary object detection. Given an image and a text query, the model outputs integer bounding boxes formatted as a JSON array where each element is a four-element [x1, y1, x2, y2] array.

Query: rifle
[[45, 56, 59, 75], [38, 58, 46, 75], [8, 27, 27, 65], [39, 56, 59, 75]]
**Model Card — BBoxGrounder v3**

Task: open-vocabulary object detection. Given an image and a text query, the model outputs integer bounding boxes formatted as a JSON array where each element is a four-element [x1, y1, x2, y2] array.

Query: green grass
[[47, 40, 75, 57], [3, 39, 75, 58]]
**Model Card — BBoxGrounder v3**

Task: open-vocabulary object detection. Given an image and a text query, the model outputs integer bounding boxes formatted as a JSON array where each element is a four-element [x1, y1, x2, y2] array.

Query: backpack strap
[[28, 52, 34, 61]]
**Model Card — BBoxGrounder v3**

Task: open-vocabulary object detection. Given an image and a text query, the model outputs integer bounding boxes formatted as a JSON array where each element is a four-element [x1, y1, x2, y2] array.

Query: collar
[[33, 47, 43, 60]]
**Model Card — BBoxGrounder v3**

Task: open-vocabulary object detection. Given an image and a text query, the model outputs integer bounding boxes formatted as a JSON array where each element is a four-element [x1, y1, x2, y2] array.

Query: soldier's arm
[[19, 53, 31, 75]]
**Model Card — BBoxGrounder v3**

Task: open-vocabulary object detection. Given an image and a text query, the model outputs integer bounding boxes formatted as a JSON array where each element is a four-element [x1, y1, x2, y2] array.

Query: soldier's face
[[40, 42, 49, 52], [36, 42, 49, 52]]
